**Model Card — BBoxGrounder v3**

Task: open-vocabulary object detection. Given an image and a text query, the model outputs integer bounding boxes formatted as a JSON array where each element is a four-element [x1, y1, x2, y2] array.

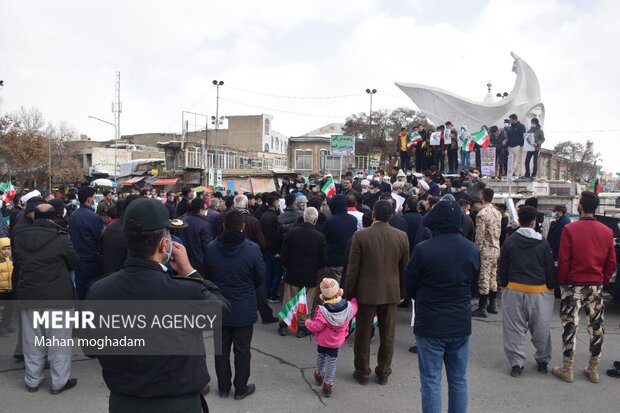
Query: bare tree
[[553, 140, 600, 182]]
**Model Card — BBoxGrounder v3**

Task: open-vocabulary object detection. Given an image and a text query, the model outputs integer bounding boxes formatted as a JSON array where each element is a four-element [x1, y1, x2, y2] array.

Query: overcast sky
[[1, 0, 618, 170]]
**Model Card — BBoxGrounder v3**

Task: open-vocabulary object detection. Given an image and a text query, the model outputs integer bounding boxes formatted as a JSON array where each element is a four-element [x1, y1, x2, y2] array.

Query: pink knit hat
[[320, 278, 343, 301]]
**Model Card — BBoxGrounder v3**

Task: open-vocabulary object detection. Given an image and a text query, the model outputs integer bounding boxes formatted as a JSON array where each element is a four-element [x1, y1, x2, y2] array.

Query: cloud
[[0, 0, 618, 169]]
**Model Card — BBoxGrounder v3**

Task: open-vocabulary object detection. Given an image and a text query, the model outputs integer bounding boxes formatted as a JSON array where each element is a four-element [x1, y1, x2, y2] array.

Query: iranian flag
[[407, 132, 422, 150], [591, 167, 601, 194], [462, 137, 475, 153], [277, 287, 308, 333], [471, 129, 490, 148], [348, 314, 379, 334], [321, 177, 336, 198], [0, 182, 16, 203]]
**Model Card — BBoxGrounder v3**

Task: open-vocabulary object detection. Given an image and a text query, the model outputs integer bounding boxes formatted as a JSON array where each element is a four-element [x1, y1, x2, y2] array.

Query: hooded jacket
[[0, 237, 12, 291], [406, 201, 480, 338], [305, 297, 358, 348], [322, 195, 358, 267], [498, 228, 556, 291], [204, 230, 264, 327], [13, 219, 79, 303]]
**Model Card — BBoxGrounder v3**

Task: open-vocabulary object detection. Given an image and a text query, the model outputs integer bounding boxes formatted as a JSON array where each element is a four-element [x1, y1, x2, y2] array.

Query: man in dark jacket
[[101, 195, 139, 276], [277, 193, 302, 236], [164, 191, 176, 219], [547, 205, 570, 261], [174, 186, 193, 219], [86, 198, 230, 412], [278, 207, 326, 337], [498, 205, 556, 377], [205, 198, 221, 239], [322, 194, 358, 285], [205, 210, 264, 400], [524, 118, 545, 178], [507, 113, 526, 178], [402, 197, 424, 253], [459, 200, 475, 241], [260, 194, 283, 302], [406, 200, 479, 413], [176, 198, 213, 274], [69, 186, 103, 299], [14, 204, 80, 394]]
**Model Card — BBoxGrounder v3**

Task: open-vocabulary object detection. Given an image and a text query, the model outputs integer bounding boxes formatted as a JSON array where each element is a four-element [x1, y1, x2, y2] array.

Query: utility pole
[[365, 88, 377, 142], [111, 71, 122, 185], [211, 80, 224, 168], [48, 134, 52, 192]]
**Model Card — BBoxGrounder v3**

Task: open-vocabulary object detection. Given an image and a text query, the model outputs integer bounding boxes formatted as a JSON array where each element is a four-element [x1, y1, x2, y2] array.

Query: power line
[[161, 85, 215, 131], [226, 85, 364, 100], [219, 97, 347, 119]]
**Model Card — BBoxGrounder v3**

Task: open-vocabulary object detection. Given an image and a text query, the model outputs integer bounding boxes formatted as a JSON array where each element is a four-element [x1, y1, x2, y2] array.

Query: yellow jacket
[[0, 237, 12, 292]]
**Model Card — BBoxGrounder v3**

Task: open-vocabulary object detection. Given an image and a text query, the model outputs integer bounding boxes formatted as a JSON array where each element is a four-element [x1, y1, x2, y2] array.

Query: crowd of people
[[0, 162, 617, 412], [398, 113, 545, 179]]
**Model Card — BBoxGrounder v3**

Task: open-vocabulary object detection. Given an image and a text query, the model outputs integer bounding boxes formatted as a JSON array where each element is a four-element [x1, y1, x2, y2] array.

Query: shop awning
[[153, 178, 179, 186], [121, 176, 145, 186]]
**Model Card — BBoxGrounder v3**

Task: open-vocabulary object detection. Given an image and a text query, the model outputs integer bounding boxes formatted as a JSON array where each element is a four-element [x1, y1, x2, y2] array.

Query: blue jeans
[[460, 151, 470, 170], [417, 335, 469, 413], [264, 251, 282, 299]]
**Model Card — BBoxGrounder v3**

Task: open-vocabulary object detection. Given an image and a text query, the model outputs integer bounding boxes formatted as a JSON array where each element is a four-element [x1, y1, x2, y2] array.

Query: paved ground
[[1, 298, 619, 413]]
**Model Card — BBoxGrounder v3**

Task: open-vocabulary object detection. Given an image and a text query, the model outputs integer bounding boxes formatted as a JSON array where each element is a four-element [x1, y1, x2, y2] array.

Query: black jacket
[[260, 209, 282, 252], [461, 213, 475, 241], [547, 215, 571, 260], [278, 207, 302, 236], [68, 206, 103, 262], [101, 217, 127, 276], [281, 223, 326, 288], [13, 219, 79, 303], [389, 213, 408, 233], [498, 230, 556, 290], [176, 213, 213, 272], [204, 230, 264, 327], [406, 201, 480, 338], [322, 195, 358, 267], [508, 121, 526, 147], [85, 257, 230, 399], [362, 191, 381, 210], [402, 210, 424, 253]]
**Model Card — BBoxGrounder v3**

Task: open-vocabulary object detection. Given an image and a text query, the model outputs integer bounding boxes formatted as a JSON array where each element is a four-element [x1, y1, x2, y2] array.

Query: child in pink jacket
[[305, 278, 358, 397]]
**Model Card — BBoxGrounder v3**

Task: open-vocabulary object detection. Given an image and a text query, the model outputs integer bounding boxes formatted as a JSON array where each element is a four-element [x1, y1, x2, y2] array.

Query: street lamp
[[212, 80, 224, 168], [365, 88, 377, 140], [88, 115, 119, 187], [496, 92, 509, 99]]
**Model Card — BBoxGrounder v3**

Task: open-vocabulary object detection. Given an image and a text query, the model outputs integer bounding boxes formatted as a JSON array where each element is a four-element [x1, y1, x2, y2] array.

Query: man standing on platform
[[346, 200, 409, 386]]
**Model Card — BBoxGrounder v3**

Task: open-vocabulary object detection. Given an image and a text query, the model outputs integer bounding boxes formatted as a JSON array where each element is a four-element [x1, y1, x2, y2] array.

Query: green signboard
[[330, 135, 355, 156]]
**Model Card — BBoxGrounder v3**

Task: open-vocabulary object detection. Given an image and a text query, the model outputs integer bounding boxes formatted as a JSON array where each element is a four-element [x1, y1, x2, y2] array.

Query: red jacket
[[557, 218, 616, 286]]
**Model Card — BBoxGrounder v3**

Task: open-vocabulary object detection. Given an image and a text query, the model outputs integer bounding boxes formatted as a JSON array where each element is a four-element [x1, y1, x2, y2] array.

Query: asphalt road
[[1, 298, 619, 413]]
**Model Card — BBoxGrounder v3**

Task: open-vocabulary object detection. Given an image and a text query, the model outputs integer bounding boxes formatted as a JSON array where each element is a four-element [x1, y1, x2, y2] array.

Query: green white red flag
[[321, 177, 336, 198], [591, 167, 601, 194], [407, 132, 422, 150], [462, 137, 475, 152], [349, 314, 378, 334], [470, 129, 490, 148], [0, 182, 16, 203], [277, 287, 308, 333]]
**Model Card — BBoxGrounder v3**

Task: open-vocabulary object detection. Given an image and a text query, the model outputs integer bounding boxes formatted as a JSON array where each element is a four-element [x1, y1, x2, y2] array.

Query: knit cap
[[320, 278, 343, 303]]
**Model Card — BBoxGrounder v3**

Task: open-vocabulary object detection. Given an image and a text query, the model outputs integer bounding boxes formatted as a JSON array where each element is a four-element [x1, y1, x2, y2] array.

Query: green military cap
[[124, 197, 187, 231]]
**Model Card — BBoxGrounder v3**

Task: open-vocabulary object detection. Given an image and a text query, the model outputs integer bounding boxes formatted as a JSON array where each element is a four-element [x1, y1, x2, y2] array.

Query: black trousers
[[433, 148, 445, 173], [255, 283, 275, 322], [0, 291, 14, 329], [215, 325, 253, 393], [109, 392, 204, 413], [447, 148, 458, 174]]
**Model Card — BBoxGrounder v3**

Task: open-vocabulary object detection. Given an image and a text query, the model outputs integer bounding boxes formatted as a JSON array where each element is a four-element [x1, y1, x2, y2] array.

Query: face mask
[[162, 237, 172, 265], [91, 205, 97, 212], [466, 211, 470, 215], [504, 123, 510, 128], [362, 188, 369, 194], [450, 188, 456, 193], [406, 172, 412, 176], [312, 187, 318, 193], [71, 199, 77, 205], [296, 183, 302, 189]]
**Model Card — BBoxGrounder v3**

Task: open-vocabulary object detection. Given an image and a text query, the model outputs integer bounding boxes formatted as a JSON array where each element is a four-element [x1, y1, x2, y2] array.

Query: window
[[264, 118, 270, 135], [295, 149, 313, 172], [320, 149, 341, 174], [264, 143, 270, 152], [355, 155, 368, 171], [551, 169, 558, 180], [559, 171, 566, 180]]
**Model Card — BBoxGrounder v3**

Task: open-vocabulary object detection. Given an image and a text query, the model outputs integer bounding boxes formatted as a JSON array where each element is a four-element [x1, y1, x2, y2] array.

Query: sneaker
[[277, 323, 288, 336], [268, 296, 283, 303], [322, 383, 332, 398], [408, 345, 417, 354], [352, 371, 368, 386], [314, 372, 324, 385], [614, 361, 620, 370], [606, 368, 620, 378], [219, 389, 230, 398], [537, 362, 548, 374], [26, 385, 39, 393], [234, 383, 255, 400], [51, 378, 77, 394], [510, 366, 523, 377], [377, 376, 388, 385]]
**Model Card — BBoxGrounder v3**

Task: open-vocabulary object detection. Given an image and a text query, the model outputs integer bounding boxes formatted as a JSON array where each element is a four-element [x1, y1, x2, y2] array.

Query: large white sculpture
[[396, 52, 544, 130]]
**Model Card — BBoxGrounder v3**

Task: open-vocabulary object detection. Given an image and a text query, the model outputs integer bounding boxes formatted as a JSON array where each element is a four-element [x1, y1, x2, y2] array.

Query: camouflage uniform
[[475, 204, 502, 295], [559, 285, 604, 362]]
